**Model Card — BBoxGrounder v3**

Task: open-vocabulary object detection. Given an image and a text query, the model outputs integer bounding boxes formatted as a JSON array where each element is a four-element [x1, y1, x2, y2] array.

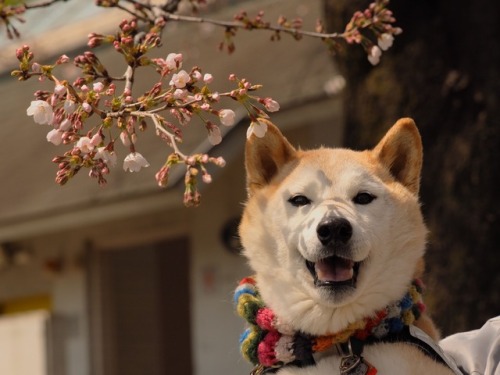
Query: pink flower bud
[[120, 131, 131, 146], [46, 129, 63, 145], [59, 118, 72, 131], [106, 84, 116, 95], [64, 100, 76, 114], [173, 89, 187, 100], [192, 70, 202, 81], [202, 173, 212, 184], [93, 82, 105, 92], [54, 84, 66, 96], [31, 62, 41, 73], [263, 98, 280, 112], [155, 165, 170, 187], [91, 132, 102, 146], [203, 73, 214, 83], [215, 156, 226, 167], [56, 55, 70, 64], [15, 47, 24, 60], [82, 102, 92, 113]]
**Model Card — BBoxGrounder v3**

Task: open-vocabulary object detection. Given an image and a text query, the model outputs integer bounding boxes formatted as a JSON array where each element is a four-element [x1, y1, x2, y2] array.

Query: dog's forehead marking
[[284, 149, 383, 196]]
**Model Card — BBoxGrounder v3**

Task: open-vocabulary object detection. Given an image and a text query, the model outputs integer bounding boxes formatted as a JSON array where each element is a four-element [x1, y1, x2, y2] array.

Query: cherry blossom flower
[[219, 109, 236, 126], [170, 70, 190, 88], [95, 147, 117, 167], [63, 99, 76, 114], [123, 152, 150, 172], [166, 53, 183, 70], [26, 100, 54, 125], [263, 98, 280, 112], [378, 33, 394, 51], [46, 129, 63, 145], [246, 120, 268, 139], [76, 136, 94, 153], [203, 73, 213, 83], [207, 124, 222, 145], [367, 45, 382, 65]]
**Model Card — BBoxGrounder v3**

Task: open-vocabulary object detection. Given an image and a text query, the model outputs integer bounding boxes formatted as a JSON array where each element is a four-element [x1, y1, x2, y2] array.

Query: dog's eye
[[288, 195, 311, 207], [353, 192, 376, 205]]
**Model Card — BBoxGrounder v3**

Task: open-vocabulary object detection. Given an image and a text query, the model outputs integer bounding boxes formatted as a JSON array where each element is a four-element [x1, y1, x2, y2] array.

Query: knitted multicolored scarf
[[234, 276, 426, 370]]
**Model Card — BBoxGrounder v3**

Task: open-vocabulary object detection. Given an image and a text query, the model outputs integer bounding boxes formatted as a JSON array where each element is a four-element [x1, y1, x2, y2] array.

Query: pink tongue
[[315, 257, 354, 282]]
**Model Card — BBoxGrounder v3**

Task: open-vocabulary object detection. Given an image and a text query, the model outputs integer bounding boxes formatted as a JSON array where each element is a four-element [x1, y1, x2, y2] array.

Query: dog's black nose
[[316, 218, 353, 246]]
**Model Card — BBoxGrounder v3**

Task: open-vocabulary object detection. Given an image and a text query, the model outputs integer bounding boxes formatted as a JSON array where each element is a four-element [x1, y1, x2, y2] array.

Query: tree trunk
[[324, 0, 500, 335]]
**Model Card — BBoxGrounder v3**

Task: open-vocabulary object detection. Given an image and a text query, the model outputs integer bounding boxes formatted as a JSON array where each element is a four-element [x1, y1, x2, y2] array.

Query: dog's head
[[239, 118, 428, 335]]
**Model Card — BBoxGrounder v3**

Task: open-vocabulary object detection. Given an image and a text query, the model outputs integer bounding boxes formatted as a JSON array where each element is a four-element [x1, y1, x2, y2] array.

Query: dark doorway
[[90, 237, 192, 375]]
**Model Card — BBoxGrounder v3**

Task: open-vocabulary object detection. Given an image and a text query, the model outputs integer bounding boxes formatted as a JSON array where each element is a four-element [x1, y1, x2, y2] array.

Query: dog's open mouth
[[306, 256, 360, 288]]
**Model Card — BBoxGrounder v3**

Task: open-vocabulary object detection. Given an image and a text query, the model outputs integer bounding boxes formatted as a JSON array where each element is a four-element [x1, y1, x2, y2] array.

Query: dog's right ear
[[372, 118, 423, 195], [245, 123, 297, 196]]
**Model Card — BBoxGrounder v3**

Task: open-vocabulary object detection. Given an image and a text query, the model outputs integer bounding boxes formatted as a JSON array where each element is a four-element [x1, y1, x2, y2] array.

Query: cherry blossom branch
[[8, 0, 402, 206], [98, 0, 400, 61]]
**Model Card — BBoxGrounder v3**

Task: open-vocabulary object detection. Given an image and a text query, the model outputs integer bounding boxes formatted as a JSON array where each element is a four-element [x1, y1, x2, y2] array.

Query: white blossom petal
[[123, 152, 150, 172], [219, 109, 236, 126], [46, 129, 63, 145], [27, 100, 54, 125], [208, 125, 222, 145]]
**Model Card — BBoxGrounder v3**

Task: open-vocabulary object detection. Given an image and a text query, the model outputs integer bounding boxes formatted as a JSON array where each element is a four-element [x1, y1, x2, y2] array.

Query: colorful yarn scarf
[[234, 276, 426, 370]]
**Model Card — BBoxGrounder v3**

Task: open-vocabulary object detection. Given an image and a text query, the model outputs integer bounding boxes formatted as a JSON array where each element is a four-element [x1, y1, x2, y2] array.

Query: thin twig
[[162, 12, 343, 40], [24, 0, 66, 10], [116, 0, 344, 41], [131, 111, 187, 158]]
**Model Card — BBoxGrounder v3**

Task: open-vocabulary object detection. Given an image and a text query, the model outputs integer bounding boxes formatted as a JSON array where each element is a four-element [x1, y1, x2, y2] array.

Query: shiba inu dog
[[236, 119, 460, 374]]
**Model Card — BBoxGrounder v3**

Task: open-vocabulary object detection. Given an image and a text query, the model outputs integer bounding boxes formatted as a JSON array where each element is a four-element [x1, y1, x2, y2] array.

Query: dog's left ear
[[372, 118, 423, 195], [245, 123, 297, 196]]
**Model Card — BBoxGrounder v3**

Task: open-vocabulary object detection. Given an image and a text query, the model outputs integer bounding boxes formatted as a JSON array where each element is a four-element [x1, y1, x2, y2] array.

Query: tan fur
[[239, 118, 452, 374]]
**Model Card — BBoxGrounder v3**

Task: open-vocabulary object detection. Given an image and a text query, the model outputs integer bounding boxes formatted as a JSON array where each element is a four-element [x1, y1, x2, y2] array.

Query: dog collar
[[234, 276, 429, 373]]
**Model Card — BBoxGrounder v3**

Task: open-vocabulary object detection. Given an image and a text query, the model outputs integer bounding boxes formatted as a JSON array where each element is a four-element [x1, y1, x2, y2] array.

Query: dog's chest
[[274, 342, 454, 375]]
